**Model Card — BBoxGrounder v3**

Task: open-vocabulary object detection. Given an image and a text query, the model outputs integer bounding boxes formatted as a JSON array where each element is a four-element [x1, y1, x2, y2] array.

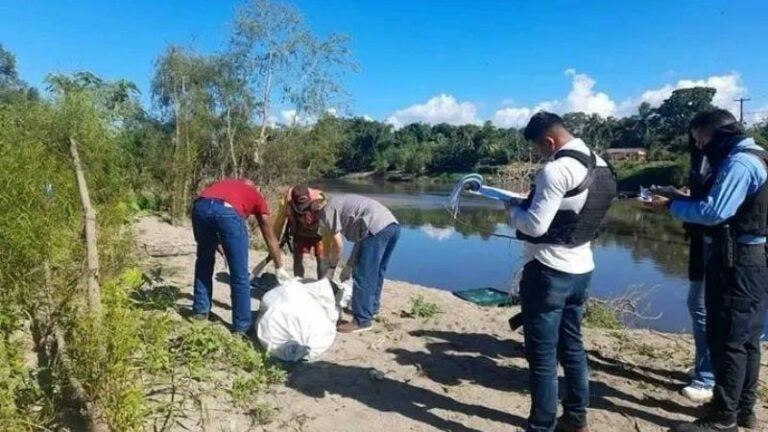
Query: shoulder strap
[[737, 148, 768, 172], [555, 149, 594, 168], [554, 150, 597, 198]]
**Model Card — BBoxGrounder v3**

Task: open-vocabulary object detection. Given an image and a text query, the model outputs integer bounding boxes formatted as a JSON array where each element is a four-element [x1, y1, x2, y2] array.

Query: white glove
[[339, 264, 353, 282], [275, 267, 292, 284]]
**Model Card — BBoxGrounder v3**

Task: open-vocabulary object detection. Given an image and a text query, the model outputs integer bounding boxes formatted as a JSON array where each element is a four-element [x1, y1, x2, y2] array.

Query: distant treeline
[[3, 32, 767, 223]]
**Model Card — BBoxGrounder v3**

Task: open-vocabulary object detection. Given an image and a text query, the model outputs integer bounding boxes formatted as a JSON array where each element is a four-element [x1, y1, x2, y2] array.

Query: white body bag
[[256, 278, 339, 362]]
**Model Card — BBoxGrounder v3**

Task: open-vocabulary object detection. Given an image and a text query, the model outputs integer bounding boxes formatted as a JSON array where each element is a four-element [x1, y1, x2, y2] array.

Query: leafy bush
[[583, 300, 624, 330], [0, 326, 48, 430], [407, 296, 443, 320]]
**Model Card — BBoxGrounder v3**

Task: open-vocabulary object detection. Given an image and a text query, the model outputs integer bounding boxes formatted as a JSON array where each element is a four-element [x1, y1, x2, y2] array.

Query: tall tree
[[652, 87, 715, 151], [151, 46, 217, 221], [46, 71, 141, 125], [210, 53, 253, 176], [0, 44, 38, 103], [230, 0, 356, 164]]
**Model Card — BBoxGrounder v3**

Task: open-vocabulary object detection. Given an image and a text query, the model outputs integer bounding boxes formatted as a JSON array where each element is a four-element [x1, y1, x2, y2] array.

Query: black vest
[[715, 148, 768, 238], [516, 150, 617, 246], [685, 151, 714, 281]]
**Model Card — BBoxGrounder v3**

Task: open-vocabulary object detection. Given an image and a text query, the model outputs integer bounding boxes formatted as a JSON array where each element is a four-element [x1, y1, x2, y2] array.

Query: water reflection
[[391, 201, 690, 279], [319, 180, 738, 333], [598, 202, 689, 278], [419, 225, 455, 241], [392, 207, 508, 241]]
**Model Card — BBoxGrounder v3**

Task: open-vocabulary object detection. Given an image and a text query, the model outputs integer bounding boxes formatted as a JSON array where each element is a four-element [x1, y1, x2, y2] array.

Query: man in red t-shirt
[[193, 179, 288, 335]]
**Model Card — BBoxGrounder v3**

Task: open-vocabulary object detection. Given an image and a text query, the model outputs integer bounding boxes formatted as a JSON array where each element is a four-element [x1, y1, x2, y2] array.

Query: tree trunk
[[69, 137, 101, 316], [172, 83, 183, 222], [255, 52, 273, 165], [226, 106, 239, 176], [182, 76, 191, 216]]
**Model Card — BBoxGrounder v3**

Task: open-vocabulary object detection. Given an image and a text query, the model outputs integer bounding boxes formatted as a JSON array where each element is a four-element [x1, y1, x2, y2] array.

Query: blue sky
[[2, 0, 768, 126]]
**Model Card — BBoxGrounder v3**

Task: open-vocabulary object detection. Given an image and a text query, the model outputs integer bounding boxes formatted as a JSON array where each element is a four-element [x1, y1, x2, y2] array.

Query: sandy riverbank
[[134, 215, 767, 432]]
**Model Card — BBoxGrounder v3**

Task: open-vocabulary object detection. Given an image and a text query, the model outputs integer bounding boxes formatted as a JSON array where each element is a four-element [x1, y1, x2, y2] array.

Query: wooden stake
[[69, 137, 101, 316]]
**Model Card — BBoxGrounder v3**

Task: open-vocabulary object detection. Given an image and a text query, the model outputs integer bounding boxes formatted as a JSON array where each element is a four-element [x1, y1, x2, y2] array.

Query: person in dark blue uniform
[[649, 109, 767, 432]]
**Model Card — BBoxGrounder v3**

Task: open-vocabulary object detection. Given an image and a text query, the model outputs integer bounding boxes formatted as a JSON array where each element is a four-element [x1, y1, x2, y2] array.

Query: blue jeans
[[192, 198, 252, 333], [520, 259, 592, 432], [688, 280, 715, 388], [350, 223, 400, 327]]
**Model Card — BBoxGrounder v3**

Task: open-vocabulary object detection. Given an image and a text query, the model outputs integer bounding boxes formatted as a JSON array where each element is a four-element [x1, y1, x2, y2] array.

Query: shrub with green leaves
[[583, 300, 624, 330], [171, 322, 285, 383], [408, 296, 443, 320]]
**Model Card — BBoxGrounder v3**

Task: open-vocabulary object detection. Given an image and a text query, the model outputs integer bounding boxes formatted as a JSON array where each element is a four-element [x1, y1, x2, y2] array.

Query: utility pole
[[734, 97, 751, 123]]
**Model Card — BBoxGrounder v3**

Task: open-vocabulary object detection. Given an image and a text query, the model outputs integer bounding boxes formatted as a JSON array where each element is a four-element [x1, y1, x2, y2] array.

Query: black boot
[[737, 410, 757, 429], [673, 415, 738, 432]]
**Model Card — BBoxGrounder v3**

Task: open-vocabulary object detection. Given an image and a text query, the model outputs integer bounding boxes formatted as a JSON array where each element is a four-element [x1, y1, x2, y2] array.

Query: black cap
[[290, 185, 312, 213]]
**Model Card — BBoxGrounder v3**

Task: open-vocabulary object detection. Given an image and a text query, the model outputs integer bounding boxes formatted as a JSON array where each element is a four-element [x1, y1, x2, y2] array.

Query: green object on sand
[[453, 288, 510, 307]]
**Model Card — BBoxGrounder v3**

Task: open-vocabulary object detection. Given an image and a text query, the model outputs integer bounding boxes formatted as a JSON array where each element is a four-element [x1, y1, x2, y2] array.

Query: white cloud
[[563, 69, 616, 116], [751, 106, 768, 125], [491, 70, 750, 127], [325, 107, 338, 117], [491, 69, 614, 127], [492, 101, 555, 128], [362, 114, 373, 122], [492, 107, 535, 128], [281, 109, 299, 125], [420, 224, 455, 241], [280, 109, 318, 126], [616, 73, 746, 116], [384, 71, 754, 128], [386, 94, 480, 128]]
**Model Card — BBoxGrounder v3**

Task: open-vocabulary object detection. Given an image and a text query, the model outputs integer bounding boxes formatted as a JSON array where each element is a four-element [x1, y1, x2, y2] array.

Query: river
[[319, 179, 767, 335]]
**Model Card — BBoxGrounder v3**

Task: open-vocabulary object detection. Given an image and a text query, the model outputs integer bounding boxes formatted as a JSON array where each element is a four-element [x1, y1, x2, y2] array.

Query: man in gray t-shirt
[[295, 191, 400, 333], [319, 194, 398, 242]]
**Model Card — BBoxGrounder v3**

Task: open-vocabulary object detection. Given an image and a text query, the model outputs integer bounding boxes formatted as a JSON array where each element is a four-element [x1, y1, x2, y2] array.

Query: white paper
[[448, 174, 528, 217], [466, 186, 527, 203]]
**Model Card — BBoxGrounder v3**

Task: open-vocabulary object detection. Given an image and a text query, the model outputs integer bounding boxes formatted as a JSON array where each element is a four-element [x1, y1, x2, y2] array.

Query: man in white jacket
[[507, 112, 616, 432]]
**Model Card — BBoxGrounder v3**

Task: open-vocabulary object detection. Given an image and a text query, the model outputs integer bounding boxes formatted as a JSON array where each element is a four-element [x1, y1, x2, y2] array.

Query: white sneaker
[[682, 384, 713, 403]]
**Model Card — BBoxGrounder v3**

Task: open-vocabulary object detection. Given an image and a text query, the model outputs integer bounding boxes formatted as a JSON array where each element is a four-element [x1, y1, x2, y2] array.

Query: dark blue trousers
[[192, 198, 252, 333]]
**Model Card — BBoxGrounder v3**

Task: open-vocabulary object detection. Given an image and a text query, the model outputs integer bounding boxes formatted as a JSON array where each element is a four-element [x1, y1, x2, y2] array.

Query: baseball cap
[[290, 185, 312, 213]]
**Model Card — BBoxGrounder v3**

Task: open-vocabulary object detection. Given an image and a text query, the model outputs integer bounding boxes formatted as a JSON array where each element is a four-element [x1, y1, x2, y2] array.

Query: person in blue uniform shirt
[[649, 109, 767, 432]]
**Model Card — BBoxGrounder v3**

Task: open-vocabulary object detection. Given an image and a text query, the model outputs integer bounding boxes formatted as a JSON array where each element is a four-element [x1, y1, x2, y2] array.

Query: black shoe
[[737, 411, 757, 429], [191, 313, 208, 321], [674, 416, 738, 432]]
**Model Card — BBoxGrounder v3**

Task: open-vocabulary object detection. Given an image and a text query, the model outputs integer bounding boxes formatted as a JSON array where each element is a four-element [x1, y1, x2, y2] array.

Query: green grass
[[583, 300, 624, 330], [407, 296, 443, 320]]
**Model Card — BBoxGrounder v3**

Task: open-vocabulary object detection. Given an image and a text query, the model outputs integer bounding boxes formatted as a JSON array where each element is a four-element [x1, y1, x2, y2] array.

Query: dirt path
[[135, 215, 768, 432]]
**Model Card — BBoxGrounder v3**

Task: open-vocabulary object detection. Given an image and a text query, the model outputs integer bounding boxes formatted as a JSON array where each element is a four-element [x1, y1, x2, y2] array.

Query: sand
[[134, 215, 767, 432]]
